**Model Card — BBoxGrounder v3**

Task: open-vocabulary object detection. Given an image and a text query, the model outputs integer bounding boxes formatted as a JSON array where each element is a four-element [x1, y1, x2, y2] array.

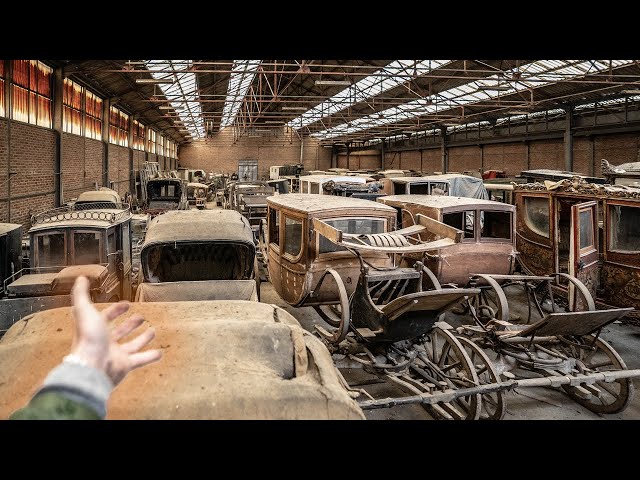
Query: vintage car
[[74, 188, 122, 209], [484, 183, 515, 204], [186, 182, 208, 210], [0, 301, 365, 419], [514, 177, 640, 312], [208, 173, 228, 205], [224, 181, 274, 211], [266, 178, 290, 194], [0, 203, 133, 331], [382, 174, 489, 199], [145, 177, 189, 215], [298, 175, 372, 195], [377, 195, 516, 287], [135, 210, 260, 302]]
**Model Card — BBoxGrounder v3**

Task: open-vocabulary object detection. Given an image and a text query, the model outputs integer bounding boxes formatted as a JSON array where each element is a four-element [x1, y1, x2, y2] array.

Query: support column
[[53, 67, 63, 206], [5, 60, 12, 221], [441, 127, 448, 173], [564, 105, 574, 172], [380, 140, 385, 170], [590, 136, 596, 176], [480, 144, 484, 172], [128, 115, 135, 195], [102, 98, 110, 187], [526, 141, 531, 170]]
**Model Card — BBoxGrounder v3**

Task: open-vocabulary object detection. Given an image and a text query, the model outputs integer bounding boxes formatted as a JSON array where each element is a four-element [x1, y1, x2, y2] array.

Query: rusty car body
[[0, 301, 365, 419], [0, 203, 133, 331], [135, 209, 260, 302], [145, 177, 189, 215]]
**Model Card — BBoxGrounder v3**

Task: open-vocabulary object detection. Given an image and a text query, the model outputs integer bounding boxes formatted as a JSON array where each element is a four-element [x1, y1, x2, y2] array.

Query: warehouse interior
[[2, 60, 640, 228], [3, 58, 640, 422]]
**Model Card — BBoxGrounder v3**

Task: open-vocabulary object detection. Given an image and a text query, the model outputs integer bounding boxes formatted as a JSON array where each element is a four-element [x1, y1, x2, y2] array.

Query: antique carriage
[[0, 203, 133, 331], [135, 210, 260, 302], [0, 301, 364, 420], [262, 194, 509, 419], [514, 177, 640, 313], [382, 174, 489, 199], [377, 195, 517, 287], [145, 177, 189, 215]]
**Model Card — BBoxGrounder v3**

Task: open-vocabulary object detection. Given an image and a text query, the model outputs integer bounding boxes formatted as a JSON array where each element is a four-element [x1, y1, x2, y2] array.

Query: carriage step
[[356, 327, 381, 339], [366, 268, 421, 282]]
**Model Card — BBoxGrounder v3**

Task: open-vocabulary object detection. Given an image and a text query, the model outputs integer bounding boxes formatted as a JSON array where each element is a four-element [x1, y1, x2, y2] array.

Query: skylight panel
[[145, 59, 205, 139], [287, 60, 452, 130], [312, 60, 635, 140], [220, 60, 261, 130]]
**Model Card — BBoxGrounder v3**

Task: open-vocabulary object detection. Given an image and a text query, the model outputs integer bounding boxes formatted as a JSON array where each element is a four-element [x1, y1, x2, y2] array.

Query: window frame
[[71, 229, 104, 266], [282, 214, 304, 261], [33, 230, 68, 269], [316, 216, 388, 259], [10, 60, 53, 128]]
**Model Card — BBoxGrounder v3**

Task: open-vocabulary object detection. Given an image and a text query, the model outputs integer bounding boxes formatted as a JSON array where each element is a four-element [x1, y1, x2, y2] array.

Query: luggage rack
[[31, 203, 131, 226]]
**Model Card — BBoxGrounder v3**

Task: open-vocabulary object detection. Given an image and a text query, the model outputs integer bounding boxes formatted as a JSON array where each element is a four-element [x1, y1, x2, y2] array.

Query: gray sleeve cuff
[[37, 362, 114, 418]]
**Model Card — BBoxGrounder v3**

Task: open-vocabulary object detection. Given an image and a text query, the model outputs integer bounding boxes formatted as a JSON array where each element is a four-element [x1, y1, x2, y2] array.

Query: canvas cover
[[135, 280, 258, 302], [0, 301, 364, 420]]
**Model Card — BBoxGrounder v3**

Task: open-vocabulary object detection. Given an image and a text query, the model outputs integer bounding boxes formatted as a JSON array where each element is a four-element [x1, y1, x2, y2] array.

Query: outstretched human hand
[[70, 276, 162, 385]]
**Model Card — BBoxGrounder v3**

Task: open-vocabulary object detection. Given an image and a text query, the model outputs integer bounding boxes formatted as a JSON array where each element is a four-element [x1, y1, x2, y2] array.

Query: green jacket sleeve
[[9, 360, 113, 420]]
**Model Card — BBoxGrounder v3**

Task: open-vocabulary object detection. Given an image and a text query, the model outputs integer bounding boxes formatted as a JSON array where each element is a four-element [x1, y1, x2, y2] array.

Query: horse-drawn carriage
[[262, 194, 640, 419]]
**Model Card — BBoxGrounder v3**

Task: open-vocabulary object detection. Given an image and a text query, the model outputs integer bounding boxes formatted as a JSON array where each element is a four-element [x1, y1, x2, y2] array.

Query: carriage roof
[[141, 209, 254, 247], [379, 195, 515, 212], [513, 178, 640, 200], [300, 174, 369, 184], [267, 193, 396, 215], [29, 205, 132, 232], [76, 190, 121, 204], [0, 301, 364, 420]]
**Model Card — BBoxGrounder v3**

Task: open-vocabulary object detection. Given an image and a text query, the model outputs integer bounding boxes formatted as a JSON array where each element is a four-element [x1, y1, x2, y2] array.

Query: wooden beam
[[312, 218, 343, 244], [416, 214, 463, 242]]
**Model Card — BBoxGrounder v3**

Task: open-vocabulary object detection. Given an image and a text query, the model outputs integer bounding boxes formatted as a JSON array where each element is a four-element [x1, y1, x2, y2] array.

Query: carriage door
[[120, 222, 132, 301], [238, 160, 258, 181], [569, 201, 598, 309]]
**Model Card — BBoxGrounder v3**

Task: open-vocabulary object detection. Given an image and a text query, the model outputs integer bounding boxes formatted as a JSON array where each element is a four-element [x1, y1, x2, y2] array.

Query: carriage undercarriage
[[308, 219, 640, 419]]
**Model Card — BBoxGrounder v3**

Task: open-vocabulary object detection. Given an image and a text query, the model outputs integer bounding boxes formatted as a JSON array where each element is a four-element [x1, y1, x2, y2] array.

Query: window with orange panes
[[132, 120, 145, 151], [158, 135, 165, 156], [85, 90, 102, 140], [109, 106, 129, 147], [11, 60, 52, 128], [63, 78, 83, 135], [147, 128, 156, 154]]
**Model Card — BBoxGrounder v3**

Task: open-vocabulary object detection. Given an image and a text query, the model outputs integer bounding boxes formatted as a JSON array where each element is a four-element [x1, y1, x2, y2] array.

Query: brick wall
[[108, 145, 130, 197], [0, 120, 56, 230], [61, 134, 105, 202], [529, 139, 564, 171], [178, 129, 332, 180], [594, 133, 640, 176], [573, 137, 593, 176], [399, 150, 421, 171], [336, 150, 381, 170]]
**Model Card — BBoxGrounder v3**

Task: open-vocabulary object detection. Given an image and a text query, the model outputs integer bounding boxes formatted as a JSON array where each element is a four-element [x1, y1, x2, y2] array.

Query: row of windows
[[0, 60, 177, 158]]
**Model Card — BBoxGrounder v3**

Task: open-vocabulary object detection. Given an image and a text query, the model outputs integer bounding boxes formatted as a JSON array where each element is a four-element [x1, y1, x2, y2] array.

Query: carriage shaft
[[358, 368, 640, 410]]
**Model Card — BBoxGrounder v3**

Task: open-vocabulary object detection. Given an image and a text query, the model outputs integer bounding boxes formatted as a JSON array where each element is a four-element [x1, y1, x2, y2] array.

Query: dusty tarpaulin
[[135, 280, 258, 302], [0, 301, 364, 420]]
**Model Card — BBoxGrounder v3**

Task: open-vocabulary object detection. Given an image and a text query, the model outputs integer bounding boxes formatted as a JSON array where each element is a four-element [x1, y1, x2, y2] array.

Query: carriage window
[[269, 208, 280, 247], [284, 217, 303, 257], [524, 197, 550, 238], [73, 231, 102, 265], [609, 205, 640, 252], [319, 218, 386, 254], [394, 183, 407, 194], [430, 182, 448, 196], [310, 183, 320, 194], [579, 210, 594, 250], [36, 232, 66, 268], [481, 211, 511, 240], [301, 182, 308, 193], [409, 183, 430, 195], [443, 211, 475, 239]]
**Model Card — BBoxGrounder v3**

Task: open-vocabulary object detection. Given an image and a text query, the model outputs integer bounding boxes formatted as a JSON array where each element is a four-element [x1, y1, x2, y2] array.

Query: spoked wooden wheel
[[312, 269, 350, 344], [412, 327, 481, 420], [555, 336, 634, 414], [466, 274, 510, 323], [457, 336, 506, 420]]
